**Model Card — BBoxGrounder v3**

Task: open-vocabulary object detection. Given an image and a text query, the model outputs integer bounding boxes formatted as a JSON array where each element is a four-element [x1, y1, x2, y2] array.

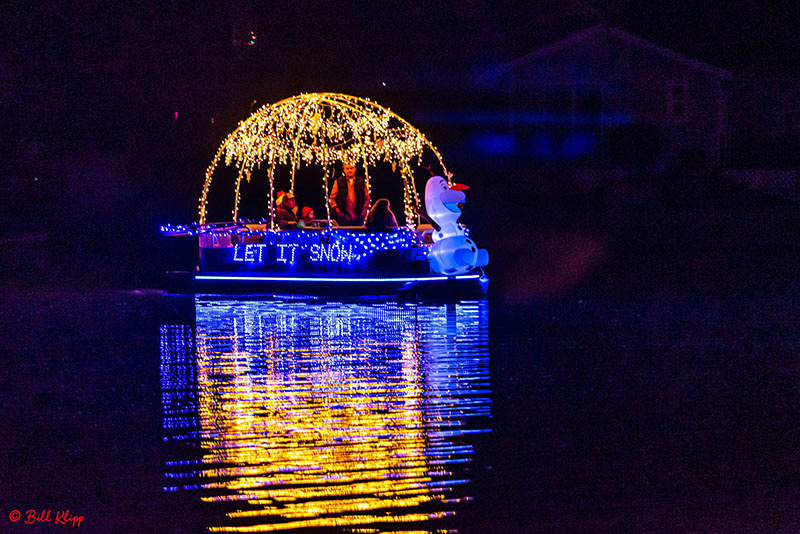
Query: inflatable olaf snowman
[[424, 176, 489, 276]]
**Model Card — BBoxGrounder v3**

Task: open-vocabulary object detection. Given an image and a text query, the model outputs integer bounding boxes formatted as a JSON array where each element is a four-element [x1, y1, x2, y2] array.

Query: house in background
[[478, 25, 732, 170]]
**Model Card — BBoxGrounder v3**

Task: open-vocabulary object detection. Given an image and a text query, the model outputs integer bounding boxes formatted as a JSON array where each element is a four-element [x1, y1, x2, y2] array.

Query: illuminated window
[[667, 79, 689, 122]]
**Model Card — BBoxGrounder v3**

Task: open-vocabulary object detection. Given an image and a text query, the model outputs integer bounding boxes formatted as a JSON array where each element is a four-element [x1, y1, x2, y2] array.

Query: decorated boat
[[162, 93, 489, 296]]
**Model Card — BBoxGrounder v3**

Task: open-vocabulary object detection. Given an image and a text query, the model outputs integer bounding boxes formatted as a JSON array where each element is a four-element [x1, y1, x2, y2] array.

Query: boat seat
[[416, 224, 435, 244], [240, 233, 264, 244], [200, 233, 233, 248]]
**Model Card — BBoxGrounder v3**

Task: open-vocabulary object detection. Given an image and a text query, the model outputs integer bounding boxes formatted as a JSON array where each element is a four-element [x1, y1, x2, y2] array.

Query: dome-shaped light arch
[[198, 92, 450, 227]]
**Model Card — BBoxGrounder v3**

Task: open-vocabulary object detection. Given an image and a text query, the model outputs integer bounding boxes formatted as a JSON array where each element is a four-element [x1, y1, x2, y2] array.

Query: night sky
[[5, 0, 800, 146]]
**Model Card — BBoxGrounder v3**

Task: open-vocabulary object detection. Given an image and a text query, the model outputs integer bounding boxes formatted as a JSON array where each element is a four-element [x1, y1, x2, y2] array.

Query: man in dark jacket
[[275, 191, 301, 229], [329, 162, 370, 226]]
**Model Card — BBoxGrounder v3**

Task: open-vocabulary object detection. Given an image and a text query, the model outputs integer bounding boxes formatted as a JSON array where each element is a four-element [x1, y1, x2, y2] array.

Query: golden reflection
[[161, 299, 490, 533]]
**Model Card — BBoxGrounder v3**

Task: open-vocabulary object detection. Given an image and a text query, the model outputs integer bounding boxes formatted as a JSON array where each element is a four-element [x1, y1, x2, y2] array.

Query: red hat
[[276, 190, 295, 205], [301, 206, 314, 218]]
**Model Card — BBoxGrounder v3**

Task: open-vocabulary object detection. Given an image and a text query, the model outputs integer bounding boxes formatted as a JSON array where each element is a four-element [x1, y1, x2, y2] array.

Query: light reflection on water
[[160, 297, 491, 532]]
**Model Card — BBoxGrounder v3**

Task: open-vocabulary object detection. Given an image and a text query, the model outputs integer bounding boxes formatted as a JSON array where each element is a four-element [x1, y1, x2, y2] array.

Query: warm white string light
[[198, 93, 449, 224]]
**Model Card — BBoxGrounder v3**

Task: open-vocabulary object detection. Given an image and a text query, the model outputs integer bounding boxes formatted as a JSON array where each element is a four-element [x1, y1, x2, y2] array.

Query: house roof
[[480, 24, 732, 83]]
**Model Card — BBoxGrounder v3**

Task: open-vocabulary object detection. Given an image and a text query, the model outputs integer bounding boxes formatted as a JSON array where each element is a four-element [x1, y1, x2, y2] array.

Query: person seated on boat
[[300, 206, 315, 226], [365, 198, 398, 231], [275, 191, 304, 230], [329, 162, 370, 226]]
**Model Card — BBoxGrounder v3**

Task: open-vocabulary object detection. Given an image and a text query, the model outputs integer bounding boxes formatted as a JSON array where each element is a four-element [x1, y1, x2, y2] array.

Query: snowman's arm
[[415, 208, 441, 231]]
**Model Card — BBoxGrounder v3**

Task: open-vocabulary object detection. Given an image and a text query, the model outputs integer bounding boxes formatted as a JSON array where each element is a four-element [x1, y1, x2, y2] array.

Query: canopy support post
[[322, 167, 333, 229], [362, 158, 371, 195], [268, 163, 276, 231]]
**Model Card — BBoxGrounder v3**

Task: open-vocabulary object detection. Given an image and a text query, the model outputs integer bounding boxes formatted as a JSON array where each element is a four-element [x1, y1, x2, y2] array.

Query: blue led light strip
[[194, 274, 481, 283]]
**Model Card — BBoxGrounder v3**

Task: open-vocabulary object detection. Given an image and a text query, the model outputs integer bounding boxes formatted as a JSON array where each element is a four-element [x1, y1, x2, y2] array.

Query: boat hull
[[163, 228, 489, 297], [166, 270, 489, 297]]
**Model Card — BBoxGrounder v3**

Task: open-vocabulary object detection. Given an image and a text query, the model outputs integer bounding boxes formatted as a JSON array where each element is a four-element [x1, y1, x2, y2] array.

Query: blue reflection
[[160, 297, 491, 532]]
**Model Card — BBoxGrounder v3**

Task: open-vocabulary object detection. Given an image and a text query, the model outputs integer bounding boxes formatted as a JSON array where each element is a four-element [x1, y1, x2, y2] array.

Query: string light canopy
[[198, 92, 451, 227]]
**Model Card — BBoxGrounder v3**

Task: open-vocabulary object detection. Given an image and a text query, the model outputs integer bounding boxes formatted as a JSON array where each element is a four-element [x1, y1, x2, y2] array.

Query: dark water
[[2, 287, 800, 532]]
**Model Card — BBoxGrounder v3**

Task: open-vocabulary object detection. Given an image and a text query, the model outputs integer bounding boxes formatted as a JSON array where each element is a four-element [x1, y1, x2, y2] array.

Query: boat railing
[[164, 221, 434, 249]]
